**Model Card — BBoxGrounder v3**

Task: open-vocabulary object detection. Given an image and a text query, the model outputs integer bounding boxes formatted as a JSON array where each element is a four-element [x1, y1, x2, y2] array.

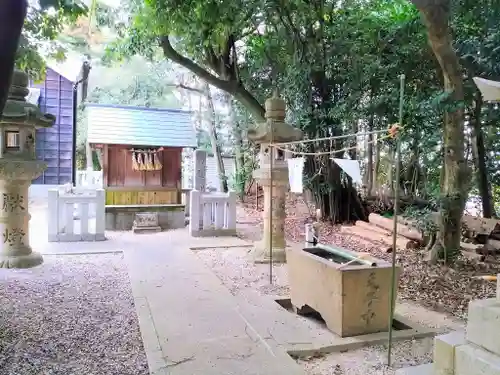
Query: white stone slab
[[467, 298, 500, 356], [395, 363, 432, 375], [433, 331, 466, 375], [455, 344, 500, 375]]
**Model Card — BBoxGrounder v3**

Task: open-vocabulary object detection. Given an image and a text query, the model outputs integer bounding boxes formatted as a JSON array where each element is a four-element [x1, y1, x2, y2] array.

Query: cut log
[[487, 238, 500, 251], [355, 220, 392, 236], [461, 251, 485, 262], [368, 213, 423, 242], [461, 242, 484, 253], [341, 225, 417, 251]]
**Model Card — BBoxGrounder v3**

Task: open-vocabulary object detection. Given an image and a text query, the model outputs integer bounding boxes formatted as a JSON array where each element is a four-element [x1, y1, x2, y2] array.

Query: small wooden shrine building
[[86, 104, 196, 230]]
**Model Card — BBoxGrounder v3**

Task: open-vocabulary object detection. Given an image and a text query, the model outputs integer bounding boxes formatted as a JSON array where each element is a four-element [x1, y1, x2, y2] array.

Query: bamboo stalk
[[388, 74, 405, 367]]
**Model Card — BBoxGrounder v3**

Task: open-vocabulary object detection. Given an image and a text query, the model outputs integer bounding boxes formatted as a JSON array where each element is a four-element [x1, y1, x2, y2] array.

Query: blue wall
[[31, 68, 74, 185]]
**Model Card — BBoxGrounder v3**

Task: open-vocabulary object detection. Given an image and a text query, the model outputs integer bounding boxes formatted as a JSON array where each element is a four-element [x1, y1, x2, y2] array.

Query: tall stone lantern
[[0, 70, 55, 268], [248, 93, 303, 263]]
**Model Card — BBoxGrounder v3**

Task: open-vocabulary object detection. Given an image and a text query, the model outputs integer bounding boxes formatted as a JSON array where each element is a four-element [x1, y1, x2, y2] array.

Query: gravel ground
[[238, 198, 499, 320], [0, 253, 149, 375], [195, 246, 464, 375], [195, 246, 290, 296]]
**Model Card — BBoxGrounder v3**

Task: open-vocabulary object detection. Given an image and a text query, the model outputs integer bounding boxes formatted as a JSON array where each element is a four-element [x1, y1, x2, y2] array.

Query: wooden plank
[[129, 191, 139, 205], [147, 191, 155, 205], [104, 190, 181, 205], [105, 191, 114, 205], [123, 191, 132, 205], [137, 192, 148, 205], [103, 145, 109, 188]]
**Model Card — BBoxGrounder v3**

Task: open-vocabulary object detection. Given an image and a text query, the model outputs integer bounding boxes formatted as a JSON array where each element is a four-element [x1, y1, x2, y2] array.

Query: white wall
[[206, 156, 235, 191]]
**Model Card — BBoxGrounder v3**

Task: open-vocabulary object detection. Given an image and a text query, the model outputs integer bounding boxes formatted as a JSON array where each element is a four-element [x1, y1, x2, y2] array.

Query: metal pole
[[269, 127, 274, 284], [387, 74, 405, 366]]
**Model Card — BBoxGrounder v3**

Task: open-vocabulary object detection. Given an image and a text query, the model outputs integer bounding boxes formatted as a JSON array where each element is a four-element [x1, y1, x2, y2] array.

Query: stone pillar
[[0, 175, 42, 268], [253, 179, 288, 263], [193, 149, 207, 191]]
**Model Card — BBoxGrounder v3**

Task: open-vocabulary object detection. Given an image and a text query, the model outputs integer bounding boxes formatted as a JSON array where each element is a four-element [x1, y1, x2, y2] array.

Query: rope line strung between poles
[[272, 128, 390, 146], [269, 123, 402, 156]]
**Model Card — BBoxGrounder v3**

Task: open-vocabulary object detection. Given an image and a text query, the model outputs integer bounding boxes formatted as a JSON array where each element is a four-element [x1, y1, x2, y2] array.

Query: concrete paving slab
[[233, 293, 435, 357], [121, 230, 305, 375], [395, 363, 433, 375], [234, 290, 338, 353]]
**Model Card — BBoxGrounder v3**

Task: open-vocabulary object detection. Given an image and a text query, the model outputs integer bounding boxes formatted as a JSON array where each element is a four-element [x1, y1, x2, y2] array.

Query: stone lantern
[[248, 93, 303, 263], [0, 70, 55, 268]]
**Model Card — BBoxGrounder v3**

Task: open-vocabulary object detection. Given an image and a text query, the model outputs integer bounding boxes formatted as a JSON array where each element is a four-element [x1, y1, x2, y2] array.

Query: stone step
[[395, 363, 432, 375], [433, 330, 466, 375], [132, 226, 162, 234], [467, 298, 500, 356], [455, 343, 500, 375]]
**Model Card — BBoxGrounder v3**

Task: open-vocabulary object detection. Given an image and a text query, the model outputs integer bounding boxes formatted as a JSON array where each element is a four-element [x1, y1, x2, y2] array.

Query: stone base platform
[[395, 363, 432, 375], [397, 275, 500, 375], [252, 241, 287, 264], [105, 204, 185, 231]]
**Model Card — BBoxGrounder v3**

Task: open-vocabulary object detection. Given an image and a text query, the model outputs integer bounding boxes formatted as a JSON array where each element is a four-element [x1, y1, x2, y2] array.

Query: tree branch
[[160, 36, 265, 121], [166, 83, 204, 94], [160, 36, 237, 93]]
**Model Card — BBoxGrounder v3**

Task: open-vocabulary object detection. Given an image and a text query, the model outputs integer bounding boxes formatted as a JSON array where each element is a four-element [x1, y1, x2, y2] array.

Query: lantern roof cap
[[1, 70, 55, 128], [248, 92, 303, 144]]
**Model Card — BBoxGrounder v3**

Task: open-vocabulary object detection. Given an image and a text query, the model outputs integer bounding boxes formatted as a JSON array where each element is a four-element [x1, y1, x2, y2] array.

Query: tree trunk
[[0, 0, 27, 116], [203, 83, 228, 192], [367, 112, 374, 195], [86, 143, 93, 170], [374, 133, 381, 193], [412, 0, 468, 263], [470, 91, 494, 218], [223, 93, 245, 197]]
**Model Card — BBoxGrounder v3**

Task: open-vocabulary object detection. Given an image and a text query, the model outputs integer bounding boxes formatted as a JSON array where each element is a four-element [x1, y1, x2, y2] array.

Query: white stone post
[[305, 223, 318, 248], [193, 149, 207, 192], [227, 192, 237, 231], [189, 190, 201, 236], [0, 180, 42, 268], [95, 189, 106, 241], [48, 189, 59, 242]]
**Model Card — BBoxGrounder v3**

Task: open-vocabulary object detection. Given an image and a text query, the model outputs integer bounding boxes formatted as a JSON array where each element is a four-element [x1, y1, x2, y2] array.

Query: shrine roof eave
[[473, 77, 500, 102]]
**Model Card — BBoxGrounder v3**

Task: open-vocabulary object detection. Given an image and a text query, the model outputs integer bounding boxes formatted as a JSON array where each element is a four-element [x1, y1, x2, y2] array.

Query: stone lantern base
[[252, 242, 287, 264], [0, 251, 43, 269]]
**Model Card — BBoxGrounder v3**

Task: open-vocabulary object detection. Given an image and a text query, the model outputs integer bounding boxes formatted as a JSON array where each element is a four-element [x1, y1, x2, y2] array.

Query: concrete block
[[395, 363, 432, 375], [433, 331, 466, 375], [455, 344, 500, 375], [467, 298, 500, 356]]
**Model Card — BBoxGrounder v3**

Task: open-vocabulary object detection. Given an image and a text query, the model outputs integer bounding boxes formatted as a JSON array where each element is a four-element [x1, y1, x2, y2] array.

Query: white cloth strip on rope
[[288, 157, 304, 193], [332, 158, 362, 184]]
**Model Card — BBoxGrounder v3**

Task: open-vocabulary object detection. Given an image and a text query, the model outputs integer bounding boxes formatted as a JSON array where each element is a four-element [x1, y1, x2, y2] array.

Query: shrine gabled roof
[[86, 104, 197, 148]]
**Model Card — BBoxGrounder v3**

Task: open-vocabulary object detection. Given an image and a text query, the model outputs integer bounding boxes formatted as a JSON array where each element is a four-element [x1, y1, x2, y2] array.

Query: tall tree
[[409, 0, 468, 262]]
